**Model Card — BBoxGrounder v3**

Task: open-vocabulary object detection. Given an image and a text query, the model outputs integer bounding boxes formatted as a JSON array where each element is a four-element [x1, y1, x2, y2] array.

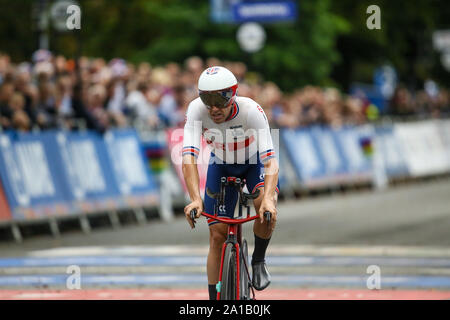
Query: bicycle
[[190, 176, 272, 300]]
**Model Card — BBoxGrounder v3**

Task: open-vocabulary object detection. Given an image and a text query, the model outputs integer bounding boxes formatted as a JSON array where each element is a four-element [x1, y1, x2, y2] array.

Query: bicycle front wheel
[[220, 242, 237, 300], [240, 239, 250, 300]]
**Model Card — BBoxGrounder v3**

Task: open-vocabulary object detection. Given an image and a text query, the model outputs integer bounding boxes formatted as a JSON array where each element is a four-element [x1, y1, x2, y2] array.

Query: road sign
[[232, 1, 297, 23], [236, 22, 266, 53]]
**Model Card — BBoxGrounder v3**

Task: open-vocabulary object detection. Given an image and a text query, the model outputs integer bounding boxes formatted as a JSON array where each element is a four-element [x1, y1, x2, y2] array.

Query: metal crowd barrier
[[1, 118, 450, 242]]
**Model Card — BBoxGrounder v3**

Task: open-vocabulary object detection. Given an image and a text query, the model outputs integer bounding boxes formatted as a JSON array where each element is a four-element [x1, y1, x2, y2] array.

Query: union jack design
[[206, 67, 220, 75]]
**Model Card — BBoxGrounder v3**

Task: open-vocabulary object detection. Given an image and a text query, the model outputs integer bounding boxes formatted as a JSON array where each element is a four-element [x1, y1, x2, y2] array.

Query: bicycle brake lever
[[264, 211, 271, 224], [190, 209, 197, 228]]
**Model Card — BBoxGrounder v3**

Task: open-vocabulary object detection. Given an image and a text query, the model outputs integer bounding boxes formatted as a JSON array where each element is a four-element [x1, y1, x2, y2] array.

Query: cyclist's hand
[[184, 199, 203, 229], [258, 198, 277, 225]]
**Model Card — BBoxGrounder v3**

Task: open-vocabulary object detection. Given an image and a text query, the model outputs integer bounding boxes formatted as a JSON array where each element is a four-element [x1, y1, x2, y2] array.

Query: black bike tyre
[[220, 242, 237, 300], [240, 239, 250, 299]]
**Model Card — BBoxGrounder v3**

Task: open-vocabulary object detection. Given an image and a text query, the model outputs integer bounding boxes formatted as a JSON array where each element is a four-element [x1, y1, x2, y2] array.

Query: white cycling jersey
[[183, 96, 276, 164]]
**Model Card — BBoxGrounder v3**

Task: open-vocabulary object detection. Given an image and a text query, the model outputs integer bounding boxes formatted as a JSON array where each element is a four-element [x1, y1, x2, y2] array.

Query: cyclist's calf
[[207, 223, 228, 284]]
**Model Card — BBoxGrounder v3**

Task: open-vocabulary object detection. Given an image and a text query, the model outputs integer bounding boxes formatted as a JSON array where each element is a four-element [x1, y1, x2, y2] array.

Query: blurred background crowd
[[1, 50, 450, 135]]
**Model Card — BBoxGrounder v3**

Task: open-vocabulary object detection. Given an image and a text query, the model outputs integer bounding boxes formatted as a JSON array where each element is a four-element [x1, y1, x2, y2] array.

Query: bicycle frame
[[191, 176, 270, 300], [200, 211, 259, 300]]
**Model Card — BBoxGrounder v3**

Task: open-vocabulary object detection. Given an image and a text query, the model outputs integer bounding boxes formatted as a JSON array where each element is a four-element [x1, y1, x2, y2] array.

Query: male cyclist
[[182, 66, 279, 300]]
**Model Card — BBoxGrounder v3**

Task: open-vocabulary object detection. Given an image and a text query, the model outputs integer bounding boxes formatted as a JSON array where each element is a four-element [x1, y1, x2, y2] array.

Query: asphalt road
[[1, 177, 450, 255], [1, 178, 450, 297]]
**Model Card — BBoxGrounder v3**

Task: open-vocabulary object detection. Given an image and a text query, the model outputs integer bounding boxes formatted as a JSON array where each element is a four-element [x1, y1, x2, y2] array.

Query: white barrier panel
[[394, 121, 450, 177], [438, 119, 450, 163], [374, 125, 409, 178]]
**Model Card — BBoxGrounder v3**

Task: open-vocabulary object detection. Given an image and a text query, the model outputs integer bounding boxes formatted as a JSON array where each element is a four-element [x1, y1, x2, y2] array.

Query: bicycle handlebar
[[190, 209, 272, 226]]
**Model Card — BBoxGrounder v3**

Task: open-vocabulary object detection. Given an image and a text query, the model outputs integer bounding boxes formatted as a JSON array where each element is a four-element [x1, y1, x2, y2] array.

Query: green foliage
[[129, 0, 349, 91], [0, 0, 35, 62], [1, 0, 449, 90], [331, 0, 450, 88]]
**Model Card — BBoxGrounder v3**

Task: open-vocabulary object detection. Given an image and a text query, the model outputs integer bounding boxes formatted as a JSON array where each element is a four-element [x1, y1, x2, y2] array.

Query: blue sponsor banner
[[0, 129, 160, 220], [281, 126, 374, 188], [374, 125, 409, 178], [102, 129, 159, 208], [281, 128, 328, 186], [309, 126, 347, 182], [232, 1, 298, 23], [0, 132, 72, 219], [333, 125, 373, 182], [276, 143, 288, 189], [44, 130, 122, 213]]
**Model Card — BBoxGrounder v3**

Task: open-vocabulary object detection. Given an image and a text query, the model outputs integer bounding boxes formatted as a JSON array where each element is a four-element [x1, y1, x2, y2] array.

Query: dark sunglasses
[[199, 89, 234, 109]]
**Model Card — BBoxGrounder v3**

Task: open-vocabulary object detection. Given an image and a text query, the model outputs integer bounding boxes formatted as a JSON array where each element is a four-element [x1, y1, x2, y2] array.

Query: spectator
[[274, 97, 300, 128], [105, 78, 128, 127], [36, 74, 59, 129], [322, 88, 344, 128], [0, 79, 15, 129], [258, 82, 283, 125], [86, 83, 110, 130], [389, 86, 416, 117], [0, 50, 447, 134], [8, 92, 31, 131], [343, 96, 366, 125], [158, 84, 186, 128], [125, 81, 159, 128]]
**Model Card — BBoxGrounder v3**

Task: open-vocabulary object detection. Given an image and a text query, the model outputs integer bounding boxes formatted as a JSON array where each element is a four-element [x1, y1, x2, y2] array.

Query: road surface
[[1, 177, 450, 299]]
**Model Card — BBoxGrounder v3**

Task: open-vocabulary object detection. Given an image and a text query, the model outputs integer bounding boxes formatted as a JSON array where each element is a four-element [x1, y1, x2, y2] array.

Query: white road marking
[[28, 245, 450, 258]]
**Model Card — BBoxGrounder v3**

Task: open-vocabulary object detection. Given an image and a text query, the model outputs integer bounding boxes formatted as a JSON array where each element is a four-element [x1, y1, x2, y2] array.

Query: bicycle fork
[[216, 225, 255, 300], [216, 225, 239, 300]]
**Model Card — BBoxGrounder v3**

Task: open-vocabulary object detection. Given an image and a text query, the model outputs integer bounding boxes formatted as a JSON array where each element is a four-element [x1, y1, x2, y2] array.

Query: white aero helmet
[[198, 66, 238, 108]]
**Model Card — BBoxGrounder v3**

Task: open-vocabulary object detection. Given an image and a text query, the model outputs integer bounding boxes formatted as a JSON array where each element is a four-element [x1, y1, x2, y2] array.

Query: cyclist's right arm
[[182, 101, 203, 228]]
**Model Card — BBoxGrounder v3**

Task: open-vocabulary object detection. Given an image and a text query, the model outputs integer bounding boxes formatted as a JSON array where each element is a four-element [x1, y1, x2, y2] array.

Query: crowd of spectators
[[1, 50, 449, 134]]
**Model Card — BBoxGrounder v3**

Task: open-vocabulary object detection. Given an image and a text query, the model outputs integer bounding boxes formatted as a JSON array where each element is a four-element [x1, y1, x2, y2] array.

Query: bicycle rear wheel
[[220, 242, 237, 300]]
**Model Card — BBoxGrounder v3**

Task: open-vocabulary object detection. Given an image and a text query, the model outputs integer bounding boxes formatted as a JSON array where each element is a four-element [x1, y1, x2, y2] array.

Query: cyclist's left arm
[[260, 157, 278, 223], [247, 102, 279, 222]]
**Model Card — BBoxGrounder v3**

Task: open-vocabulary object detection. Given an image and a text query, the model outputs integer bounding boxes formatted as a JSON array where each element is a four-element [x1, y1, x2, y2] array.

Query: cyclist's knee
[[209, 225, 227, 248]]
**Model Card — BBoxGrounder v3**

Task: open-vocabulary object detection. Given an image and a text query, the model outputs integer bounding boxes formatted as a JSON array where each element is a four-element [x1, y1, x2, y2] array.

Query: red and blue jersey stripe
[[260, 149, 275, 163], [251, 181, 280, 194], [182, 146, 200, 158], [225, 102, 239, 121]]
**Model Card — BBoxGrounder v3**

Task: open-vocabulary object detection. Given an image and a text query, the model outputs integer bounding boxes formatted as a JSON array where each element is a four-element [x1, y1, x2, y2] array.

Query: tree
[[330, 0, 450, 90]]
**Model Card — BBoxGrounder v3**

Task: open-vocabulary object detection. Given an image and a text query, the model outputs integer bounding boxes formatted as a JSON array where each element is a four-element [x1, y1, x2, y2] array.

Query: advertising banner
[[0, 181, 12, 221], [437, 119, 450, 163], [231, 1, 298, 23], [374, 125, 409, 178], [102, 129, 159, 208], [309, 126, 346, 184], [282, 127, 332, 187], [210, 0, 298, 24], [282, 126, 374, 188], [333, 125, 373, 182], [166, 128, 210, 198], [0, 132, 72, 219], [43, 130, 120, 213], [0, 129, 161, 221], [394, 121, 450, 177]]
